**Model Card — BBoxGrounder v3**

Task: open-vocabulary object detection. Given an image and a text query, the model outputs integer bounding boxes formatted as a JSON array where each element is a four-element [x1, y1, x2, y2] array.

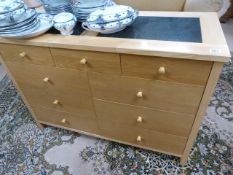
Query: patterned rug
[[0, 57, 233, 175]]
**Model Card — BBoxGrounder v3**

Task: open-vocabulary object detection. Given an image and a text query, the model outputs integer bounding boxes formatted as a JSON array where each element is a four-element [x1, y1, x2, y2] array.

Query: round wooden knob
[[61, 118, 67, 124], [19, 52, 26, 58], [53, 99, 59, 105], [137, 91, 143, 98], [137, 116, 143, 123], [43, 77, 49, 83], [137, 136, 142, 142], [158, 66, 166, 75], [80, 58, 87, 65]]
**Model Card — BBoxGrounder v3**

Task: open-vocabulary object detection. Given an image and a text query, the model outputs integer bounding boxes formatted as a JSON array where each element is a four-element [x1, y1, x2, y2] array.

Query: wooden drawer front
[[94, 99, 194, 137], [51, 48, 121, 74], [0, 44, 54, 66], [6, 62, 95, 119], [99, 121, 187, 156], [32, 107, 99, 134], [121, 54, 212, 85], [90, 73, 204, 115]]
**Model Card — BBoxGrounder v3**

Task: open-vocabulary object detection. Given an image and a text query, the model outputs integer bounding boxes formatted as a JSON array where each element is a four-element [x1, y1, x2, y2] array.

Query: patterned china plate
[[0, 18, 39, 34], [0, 8, 36, 27], [74, 0, 106, 9], [0, 14, 54, 39], [0, 0, 23, 13]]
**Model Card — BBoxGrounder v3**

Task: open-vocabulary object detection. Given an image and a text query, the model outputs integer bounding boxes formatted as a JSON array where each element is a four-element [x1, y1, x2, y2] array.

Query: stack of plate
[[41, 0, 72, 15], [0, 1, 54, 39], [71, 0, 114, 22]]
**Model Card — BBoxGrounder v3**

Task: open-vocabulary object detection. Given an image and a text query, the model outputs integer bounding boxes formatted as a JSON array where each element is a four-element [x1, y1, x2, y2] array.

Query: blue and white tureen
[[82, 5, 138, 34]]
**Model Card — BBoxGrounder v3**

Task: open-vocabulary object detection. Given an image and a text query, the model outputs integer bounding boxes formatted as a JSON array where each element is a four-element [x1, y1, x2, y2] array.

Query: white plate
[[0, 14, 54, 39], [0, 8, 36, 27]]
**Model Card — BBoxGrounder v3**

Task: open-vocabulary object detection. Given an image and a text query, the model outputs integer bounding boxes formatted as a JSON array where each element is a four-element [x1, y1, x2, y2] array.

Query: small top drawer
[[0, 44, 54, 66], [121, 54, 212, 85], [51, 48, 121, 74]]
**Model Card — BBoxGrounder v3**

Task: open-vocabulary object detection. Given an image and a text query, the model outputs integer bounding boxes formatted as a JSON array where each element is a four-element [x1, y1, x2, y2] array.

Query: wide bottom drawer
[[98, 120, 187, 156], [94, 99, 194, 137], [32, 106, 99, 134]]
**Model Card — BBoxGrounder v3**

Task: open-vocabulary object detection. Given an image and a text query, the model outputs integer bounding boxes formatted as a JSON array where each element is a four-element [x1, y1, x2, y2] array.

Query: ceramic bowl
[[86, 5, 135, 24], [0, 1, 26, 23], [82, 10, 138, 34], [53, 12, 77, 35]]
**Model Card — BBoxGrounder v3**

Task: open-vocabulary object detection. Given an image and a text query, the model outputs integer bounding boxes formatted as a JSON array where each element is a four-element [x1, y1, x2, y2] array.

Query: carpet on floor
[[0, 56, 232, 175]]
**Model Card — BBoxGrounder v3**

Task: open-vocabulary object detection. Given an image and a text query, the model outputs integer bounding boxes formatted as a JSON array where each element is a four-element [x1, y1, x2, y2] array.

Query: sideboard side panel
[[180, 61, 224, 164]]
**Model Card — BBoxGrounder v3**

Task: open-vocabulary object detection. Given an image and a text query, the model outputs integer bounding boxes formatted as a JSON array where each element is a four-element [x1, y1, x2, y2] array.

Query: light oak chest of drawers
[[0, 12, 230, 165]]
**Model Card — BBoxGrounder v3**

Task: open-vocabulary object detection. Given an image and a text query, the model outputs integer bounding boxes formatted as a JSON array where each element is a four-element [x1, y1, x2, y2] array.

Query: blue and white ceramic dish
[[53, 12, 77, 35], [82, 9, 138, 34], [86, 5, 135, 24], [0, 0, 26, 23], [0, 13, 54, 39], [0, 0, 23, 13], [71, 0, 115, 22]]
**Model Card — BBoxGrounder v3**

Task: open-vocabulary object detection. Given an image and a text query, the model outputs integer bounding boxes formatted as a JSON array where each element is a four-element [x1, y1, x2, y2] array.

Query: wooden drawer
[[98, 120, 187, 156], [0, 44, 54, 66], [89, 72, 204, 115], [51, 48, 121, 74], [6, 62, 96, 119], [121, 54, 212, 85], [94, 99, 194, 137], [32, 106, 99, 134]]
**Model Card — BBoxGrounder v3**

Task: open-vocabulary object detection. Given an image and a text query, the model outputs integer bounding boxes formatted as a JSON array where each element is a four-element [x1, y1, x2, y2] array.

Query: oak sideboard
[[0, 12, 230, 165]]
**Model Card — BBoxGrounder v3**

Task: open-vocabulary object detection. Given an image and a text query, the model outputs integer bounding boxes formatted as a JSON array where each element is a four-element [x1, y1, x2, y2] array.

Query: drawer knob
[[53, 99, 59, 105], [80, 58, 87, 65], [61, 118, 67, 124], [136, 91, 143, 98], [137, 136, 142, 142], [137, 116, 143, 123], [43, 77, 49, 83], [158, 66, 166, 75], [19, 52, 26, 58]]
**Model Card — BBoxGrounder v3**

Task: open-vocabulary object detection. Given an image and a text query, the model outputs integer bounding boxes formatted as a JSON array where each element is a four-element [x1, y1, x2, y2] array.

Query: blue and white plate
[[0, 13, 54, 39], [0, 8, 36, 27], [0, 0, 23, 13]]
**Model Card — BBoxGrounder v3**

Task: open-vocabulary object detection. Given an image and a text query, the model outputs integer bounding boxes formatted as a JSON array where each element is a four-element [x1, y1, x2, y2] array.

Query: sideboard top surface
[[0, 11, 231, 62]]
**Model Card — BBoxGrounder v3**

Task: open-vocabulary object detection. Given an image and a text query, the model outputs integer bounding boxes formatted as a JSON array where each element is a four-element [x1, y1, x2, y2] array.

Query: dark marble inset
[[98, 16, 202, 43], [47, 22, 85, 35]]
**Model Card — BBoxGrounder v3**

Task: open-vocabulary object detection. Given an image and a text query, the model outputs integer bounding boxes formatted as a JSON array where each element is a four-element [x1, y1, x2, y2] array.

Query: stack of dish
[[82, 5, 138, 34], [71, 0, 114, 22], [41, 0, 72, 15], [0, 0, 54, 39]]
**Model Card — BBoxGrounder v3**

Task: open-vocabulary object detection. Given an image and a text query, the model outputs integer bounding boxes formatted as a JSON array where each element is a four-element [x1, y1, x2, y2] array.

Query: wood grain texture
[[0, 43, 54, 66], [98, 120, 188, 156], [32, 106, 99, 134], [6, 62, 96, 119], [94, 99, 195, 137], [0, 56, 44, 128], [89, 72, 205, 115], [180, 62, 224, 164], [121, 54, 212, 85], [51, 48, 121, 74], [0, 12, 230, 62]]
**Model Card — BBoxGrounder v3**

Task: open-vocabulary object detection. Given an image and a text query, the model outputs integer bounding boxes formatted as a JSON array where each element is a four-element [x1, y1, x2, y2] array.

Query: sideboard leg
[[180, 155, 188, 166], [37, 122, 45, 129]]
